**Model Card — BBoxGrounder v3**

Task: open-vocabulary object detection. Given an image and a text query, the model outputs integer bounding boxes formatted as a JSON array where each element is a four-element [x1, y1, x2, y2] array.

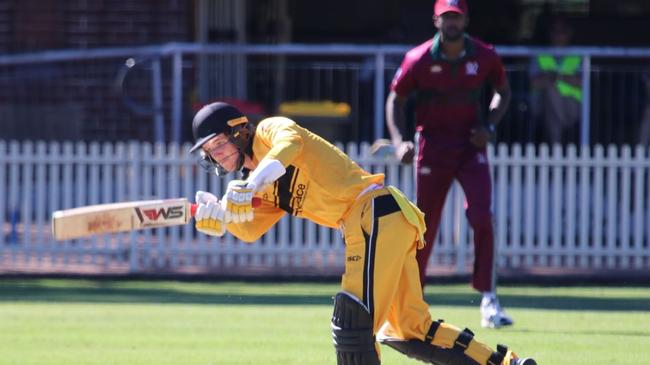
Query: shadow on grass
[[0, 280, 648, 312]]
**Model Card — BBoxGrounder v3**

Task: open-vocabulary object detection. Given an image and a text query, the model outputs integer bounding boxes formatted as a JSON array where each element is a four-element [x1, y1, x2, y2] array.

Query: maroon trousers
[[415, 144, 495, 293]]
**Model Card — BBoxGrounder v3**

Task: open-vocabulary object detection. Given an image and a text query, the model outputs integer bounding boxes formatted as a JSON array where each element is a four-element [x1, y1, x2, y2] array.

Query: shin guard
[[331, 292, 380, 365], [380, 319, 511, 365], [380, 338, 477, 365]]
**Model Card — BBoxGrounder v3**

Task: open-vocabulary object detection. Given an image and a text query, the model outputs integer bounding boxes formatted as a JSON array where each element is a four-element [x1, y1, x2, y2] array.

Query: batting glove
[[222, 180, 257, 223], [194, 190, 226, 237]]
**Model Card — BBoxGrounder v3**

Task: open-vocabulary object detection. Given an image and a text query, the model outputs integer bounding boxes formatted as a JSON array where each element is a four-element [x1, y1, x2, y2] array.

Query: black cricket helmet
[[190, 102, 253, 175]]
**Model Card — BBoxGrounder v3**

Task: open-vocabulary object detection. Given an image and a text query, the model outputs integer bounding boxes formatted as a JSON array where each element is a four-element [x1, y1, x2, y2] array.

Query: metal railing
[[1, 43, 650, 146]]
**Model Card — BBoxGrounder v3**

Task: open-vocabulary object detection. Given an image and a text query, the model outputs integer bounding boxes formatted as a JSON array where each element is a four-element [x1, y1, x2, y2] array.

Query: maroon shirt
[[391, 33, 506, 142]]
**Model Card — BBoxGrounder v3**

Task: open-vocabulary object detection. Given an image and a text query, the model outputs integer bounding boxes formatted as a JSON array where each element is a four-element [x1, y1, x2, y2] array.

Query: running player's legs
[[415, 164, 455, 285], [457, 152, 495, 292]]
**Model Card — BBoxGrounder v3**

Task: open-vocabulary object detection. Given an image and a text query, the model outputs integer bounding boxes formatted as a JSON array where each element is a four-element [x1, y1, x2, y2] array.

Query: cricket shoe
[[480, 296, 514, 328], [511, 358, 537, 365]]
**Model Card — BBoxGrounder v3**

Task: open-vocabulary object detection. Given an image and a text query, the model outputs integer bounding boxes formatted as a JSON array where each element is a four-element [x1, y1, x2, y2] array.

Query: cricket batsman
[[190, 101, 536, 365]]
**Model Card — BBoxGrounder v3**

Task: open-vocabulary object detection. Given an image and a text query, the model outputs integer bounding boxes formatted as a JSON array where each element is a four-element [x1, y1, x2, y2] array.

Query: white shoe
[[480, 296, 514, 328]]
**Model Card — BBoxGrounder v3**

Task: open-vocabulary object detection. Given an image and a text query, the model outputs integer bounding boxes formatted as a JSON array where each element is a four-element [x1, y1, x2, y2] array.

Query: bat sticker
[[134, 205, 185, 223]]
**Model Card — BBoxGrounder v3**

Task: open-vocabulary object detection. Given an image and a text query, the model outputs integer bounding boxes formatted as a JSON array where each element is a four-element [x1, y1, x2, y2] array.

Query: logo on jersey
[[291, 183, 308, 214], [274, 165, 309, 216], [347, 255, 362, 262], [465, 61, 479, 75], [430, 65, 442, 73]]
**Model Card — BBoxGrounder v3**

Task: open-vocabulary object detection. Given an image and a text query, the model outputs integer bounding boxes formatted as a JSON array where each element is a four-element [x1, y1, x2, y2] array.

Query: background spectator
[[529, 16, 582, 144]]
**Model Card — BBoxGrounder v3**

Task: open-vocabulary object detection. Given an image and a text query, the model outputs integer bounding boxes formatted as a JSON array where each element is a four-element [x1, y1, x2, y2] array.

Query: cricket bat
[[51, 197, 261, 240]]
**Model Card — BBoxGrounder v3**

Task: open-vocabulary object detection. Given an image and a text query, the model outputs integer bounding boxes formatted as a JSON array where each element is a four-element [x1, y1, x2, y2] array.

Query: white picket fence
[[1, 140, 648, 275]]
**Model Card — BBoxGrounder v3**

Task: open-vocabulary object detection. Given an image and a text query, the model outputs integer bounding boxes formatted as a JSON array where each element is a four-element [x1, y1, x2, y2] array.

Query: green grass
[[0, 279, 648, 365]]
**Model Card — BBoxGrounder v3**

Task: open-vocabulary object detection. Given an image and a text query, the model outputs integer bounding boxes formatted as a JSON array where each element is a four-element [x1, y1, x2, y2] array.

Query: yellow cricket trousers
[[339, 187, 509, 364], [340, 187, 432, 340]]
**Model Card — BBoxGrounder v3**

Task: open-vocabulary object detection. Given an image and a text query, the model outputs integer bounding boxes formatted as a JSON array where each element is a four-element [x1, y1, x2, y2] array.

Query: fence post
[[373, 52, 385, 141], [152, 57, 165, 143], [453, 183, 466, 274], [580, 55, 591, 145], [171, 51, 183, 144], [8, 142, 20, 246], [128, 142, 141, 272], [0, 141, 5, 248]]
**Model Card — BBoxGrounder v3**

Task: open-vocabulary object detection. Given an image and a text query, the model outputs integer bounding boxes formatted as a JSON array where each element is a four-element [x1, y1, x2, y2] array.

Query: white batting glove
[[194, 190, 226, 237], [222, 180, 257, 223]]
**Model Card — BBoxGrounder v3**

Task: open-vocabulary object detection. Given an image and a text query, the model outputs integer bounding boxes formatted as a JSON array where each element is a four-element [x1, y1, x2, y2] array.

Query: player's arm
[[255, 117, 305, 168], [469, 80, 511, 148], [470, 55, 512, 148], [239, 118, 303, 195], [195, 190, 284, 242], [486, 78, 512, 128], [227, 118, 309, 240], [221, 118, 302, 224], [226, 201, 285, 242], [386, 62, 416, 163], [386, 91, 409, 148]]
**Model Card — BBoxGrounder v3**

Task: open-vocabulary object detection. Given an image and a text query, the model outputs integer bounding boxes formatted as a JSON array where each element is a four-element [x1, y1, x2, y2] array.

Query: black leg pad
[[331, 292, 380, 365], [380, 338, 479, 365]]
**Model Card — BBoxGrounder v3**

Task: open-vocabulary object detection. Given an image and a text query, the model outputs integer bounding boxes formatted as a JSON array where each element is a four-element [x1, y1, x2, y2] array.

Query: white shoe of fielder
[[480, 295, 514, 328]]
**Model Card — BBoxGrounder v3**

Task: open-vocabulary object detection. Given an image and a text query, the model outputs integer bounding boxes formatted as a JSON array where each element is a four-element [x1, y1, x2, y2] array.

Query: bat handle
[[190, 197, 262, 217]]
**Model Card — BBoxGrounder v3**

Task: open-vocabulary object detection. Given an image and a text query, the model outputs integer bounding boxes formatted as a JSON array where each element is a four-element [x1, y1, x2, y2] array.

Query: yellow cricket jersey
[[227, 116, 385, 242]]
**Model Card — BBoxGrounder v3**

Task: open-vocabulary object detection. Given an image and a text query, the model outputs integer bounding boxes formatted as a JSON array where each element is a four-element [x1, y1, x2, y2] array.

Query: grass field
[[0, 279, 648, 365]]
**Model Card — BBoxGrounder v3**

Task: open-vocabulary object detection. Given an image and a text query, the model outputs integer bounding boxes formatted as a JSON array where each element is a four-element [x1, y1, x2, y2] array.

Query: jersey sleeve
[[226, 200, 285, 242], [390, 54, 417, 97], [255, 117, 304, 168], [487, 51, 508, 90]]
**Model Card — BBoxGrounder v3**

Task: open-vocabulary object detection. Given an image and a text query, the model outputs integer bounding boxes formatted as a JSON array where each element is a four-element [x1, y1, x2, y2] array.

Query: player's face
[[202, 134, 240, 173], [434, 12, 467, 41]]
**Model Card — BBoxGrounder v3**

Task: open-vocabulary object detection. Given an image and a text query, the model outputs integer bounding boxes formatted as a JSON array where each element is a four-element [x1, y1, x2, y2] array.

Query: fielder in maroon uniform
[[385, 0, 514, 328]]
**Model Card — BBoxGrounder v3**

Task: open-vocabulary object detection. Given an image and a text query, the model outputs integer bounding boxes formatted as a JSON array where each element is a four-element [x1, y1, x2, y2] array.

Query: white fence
[[1, 140, 649, 275]]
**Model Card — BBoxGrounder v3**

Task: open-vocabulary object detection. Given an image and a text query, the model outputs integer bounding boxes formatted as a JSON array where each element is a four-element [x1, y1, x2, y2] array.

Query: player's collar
[[430, 33, 475, 61]]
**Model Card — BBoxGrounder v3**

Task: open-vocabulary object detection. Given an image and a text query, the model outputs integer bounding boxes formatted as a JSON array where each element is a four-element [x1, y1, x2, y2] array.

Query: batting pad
[[428, 321, 507, 365]]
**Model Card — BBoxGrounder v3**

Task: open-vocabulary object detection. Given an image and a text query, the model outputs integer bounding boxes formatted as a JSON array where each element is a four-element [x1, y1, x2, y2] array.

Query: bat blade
[[51, 198, 192, 240]]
